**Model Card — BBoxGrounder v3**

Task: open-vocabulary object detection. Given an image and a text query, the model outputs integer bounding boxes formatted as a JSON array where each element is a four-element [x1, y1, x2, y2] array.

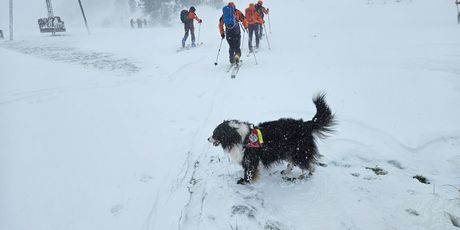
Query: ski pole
[[197, 23, 201, 44], [457, 1, 460, 24], [268, 12, 272, 34], [252, 48, 258, 65], [239, 22, 246, 51], [241, 30, 245, 51], [263, 24, 271, 50], [214, 38, 224, 66]]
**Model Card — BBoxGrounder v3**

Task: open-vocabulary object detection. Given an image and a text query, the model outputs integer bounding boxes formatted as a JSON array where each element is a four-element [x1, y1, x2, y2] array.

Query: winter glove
[[221, 33, 225, 39], [199, 19, 203, 23]]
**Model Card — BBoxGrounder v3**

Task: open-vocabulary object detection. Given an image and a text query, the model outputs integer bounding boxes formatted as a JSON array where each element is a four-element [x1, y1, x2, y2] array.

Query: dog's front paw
[[237, 178, 249, 185]]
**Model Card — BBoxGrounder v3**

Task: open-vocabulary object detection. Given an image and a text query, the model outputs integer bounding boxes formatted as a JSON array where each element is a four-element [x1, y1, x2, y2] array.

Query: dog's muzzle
[[208, 137, 220, 146]]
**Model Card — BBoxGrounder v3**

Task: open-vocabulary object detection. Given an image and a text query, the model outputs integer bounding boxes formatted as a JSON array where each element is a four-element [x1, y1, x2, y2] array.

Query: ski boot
[[235, 54, 240, 64]]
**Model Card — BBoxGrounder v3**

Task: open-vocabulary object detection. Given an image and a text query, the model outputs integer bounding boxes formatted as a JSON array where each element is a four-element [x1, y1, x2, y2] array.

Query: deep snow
[[1, 0, 460, 229]]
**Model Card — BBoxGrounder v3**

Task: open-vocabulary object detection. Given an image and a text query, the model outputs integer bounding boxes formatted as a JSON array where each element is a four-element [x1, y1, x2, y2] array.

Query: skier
[[181, 6, 202, 48], [255, 0, 269, 39], [218, 2, 248, 64], [245, 3, 263, 52]]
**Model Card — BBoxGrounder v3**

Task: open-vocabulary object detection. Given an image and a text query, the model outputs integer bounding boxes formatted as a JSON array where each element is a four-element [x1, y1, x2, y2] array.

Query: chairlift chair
[[37, 0, 66, 35]]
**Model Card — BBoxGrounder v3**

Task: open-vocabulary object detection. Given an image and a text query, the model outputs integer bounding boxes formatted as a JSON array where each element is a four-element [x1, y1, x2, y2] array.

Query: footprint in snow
[[139, 174, 154, 183], [446, 212, 460, 228], [231, 205, 256, 219], [387, 160, 404, 169], [264, 220, 284, 230], [406, 208, 420, 216], [110, 204, 124, 215], [330, 161, 352, 168], [365, 166, 388, 175]]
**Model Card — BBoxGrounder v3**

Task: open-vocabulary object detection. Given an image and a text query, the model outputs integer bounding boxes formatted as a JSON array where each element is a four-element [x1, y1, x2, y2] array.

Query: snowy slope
[[1, 0, 460, 230]]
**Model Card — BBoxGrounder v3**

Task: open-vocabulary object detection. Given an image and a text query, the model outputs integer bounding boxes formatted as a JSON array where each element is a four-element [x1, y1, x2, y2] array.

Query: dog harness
[[246, 128, 264, 148]]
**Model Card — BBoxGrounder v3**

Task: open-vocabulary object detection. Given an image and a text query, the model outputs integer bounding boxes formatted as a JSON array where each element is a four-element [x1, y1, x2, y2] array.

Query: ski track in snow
[[165, 72, 290, 230], [0, 41, 140, 75], [127, 57, 460, 229], [175, 71, 227, 230], [0, 86, 73, 105], [170, 110, 460, 229], [0, 78, 138, 105], [342, 119, 460, 153]]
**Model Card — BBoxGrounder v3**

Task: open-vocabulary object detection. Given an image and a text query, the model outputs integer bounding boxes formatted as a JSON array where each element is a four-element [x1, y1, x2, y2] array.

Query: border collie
[[208, 94, 336, 184]]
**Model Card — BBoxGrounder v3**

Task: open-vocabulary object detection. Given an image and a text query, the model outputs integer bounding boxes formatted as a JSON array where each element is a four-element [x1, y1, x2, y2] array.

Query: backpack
[[180, 10, 189, 23], [222, 5, 236, 28], [255, 5, 264, 18], [246, 8, 254, 20]]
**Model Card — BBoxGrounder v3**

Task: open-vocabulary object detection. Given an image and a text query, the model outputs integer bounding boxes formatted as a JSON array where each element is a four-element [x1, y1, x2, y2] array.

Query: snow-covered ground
[[1, 0, 460, 229]]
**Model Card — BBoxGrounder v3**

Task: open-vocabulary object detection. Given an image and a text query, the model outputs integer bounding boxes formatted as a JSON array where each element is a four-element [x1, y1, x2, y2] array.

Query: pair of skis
[[176, 42, 204, 52], [226, 61, 242, 79], [229, 50, 257, 78], [246, 50, 258, 57]]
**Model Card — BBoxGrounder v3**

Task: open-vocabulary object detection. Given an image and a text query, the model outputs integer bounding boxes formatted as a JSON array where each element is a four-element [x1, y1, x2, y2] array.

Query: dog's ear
[[221, 128, 241, 147]]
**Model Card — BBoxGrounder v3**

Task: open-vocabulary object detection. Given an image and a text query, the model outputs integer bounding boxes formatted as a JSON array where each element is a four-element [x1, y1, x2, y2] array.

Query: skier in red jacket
[[182, 6, 202, 48]]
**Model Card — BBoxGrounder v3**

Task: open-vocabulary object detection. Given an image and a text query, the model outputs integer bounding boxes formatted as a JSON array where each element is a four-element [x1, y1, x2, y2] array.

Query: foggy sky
[[0, 0, 129, 35]]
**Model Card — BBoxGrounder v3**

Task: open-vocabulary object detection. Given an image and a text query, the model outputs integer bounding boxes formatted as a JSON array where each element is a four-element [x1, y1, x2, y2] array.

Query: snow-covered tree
[[134, 0, 223, 24], [128, 0, 137, 12]]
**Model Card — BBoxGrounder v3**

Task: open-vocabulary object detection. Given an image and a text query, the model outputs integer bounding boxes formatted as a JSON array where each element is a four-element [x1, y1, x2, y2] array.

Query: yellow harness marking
[[256, 129, 264, 144]]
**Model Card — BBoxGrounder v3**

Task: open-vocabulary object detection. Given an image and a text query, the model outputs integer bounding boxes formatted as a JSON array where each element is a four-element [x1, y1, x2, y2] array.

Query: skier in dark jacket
[[182, 6, 202, 48], [219, 2, 248, 64]]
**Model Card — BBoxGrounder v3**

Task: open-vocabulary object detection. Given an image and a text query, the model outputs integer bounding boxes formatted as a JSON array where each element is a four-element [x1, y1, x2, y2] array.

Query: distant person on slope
[[245, 3, 263, 52], [255, 0, 269, 38], [219, 2, 248, 64], [181, 6, 202, 48]]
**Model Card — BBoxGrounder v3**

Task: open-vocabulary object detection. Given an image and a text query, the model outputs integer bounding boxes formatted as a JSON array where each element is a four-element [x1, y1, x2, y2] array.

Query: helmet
[[189, 6, 196, 12], [257, 0, 263, 5], [228, 2, 235, 7]]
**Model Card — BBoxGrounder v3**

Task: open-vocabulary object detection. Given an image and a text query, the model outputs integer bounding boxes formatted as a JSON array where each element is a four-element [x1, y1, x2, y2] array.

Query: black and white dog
[[208, 94, 336, 184]]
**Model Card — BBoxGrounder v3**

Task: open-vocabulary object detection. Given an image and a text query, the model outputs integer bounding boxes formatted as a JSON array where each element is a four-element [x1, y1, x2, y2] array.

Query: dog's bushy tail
[[311, 93, 336, 138]]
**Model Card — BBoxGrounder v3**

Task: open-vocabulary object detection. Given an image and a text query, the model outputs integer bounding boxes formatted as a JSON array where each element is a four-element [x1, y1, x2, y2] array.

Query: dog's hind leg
[[281, 163, 294, 176]]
